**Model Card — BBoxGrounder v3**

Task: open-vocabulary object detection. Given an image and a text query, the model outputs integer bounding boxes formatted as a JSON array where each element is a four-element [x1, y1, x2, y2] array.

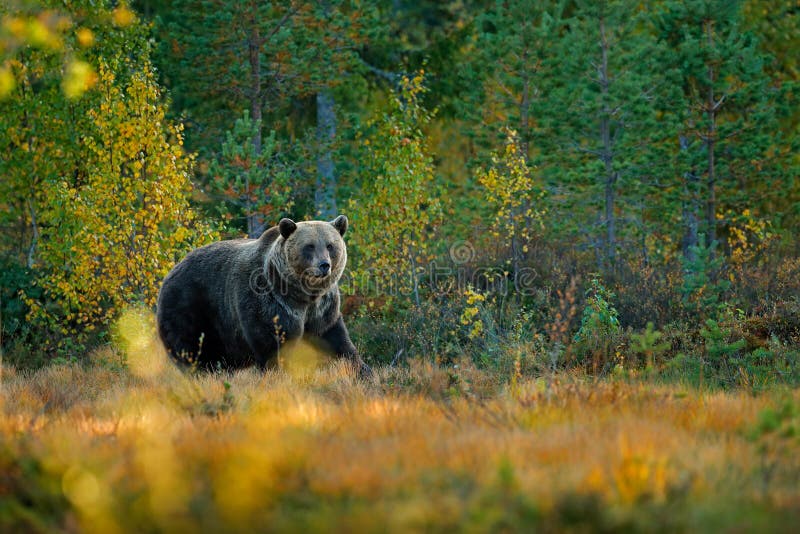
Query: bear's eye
[[304, 244, 315, 253], [326, 243, 334, 252]]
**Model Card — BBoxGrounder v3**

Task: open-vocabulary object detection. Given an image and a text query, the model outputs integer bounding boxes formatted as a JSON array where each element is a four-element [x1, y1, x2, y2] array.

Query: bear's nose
[[319, 261, 331, 275]]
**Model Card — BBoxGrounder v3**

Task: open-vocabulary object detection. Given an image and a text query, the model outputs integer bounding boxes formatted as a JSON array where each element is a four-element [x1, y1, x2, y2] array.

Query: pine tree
[[654, 0, 786, 255], [154, 0, 372, 219], [467, 0, 566, 154], [548, 0, 671, 269], [155, 0, 300, 154], [208, 110, 295, 236]]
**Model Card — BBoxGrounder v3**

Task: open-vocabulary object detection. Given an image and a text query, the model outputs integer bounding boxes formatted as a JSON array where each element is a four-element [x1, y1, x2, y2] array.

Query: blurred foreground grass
[[1, 334, 799, 532]]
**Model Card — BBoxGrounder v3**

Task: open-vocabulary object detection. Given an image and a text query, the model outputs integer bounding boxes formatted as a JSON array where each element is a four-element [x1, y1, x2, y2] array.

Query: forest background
[[2, 0, 799, 384]]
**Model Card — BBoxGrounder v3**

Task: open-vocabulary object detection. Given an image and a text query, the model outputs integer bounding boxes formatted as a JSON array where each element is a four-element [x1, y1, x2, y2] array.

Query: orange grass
[[1, 344, 799, 532]]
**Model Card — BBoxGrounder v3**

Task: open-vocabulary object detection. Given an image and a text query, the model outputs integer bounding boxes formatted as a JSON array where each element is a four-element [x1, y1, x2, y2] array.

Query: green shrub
[[681, 237, 730, 319], [572, 277, 621, 372], [630, 322, 671, 369]]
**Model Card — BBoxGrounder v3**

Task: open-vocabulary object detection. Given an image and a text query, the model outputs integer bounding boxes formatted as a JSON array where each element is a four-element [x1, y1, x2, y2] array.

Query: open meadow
[[2, 333, 799, 532]]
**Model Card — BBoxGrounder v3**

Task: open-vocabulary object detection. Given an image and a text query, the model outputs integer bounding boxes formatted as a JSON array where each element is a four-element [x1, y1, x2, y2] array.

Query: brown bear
[[156, 216, 370, 375]]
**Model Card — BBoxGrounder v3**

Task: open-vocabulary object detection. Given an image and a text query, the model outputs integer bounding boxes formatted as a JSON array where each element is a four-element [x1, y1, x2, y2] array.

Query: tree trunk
[[604, 168, 616, 265], [26, 198, 38, 269], [408, 230, 421, 307], [679, 136, 699, 260], [598, 15, 616, 268], [315, 90, 338, 219], [511, 209, 522, 304], [519, 65, 530, 156], [248, 24, 262, 155], [683, 185, 700, 261], [24, 105, 38, 268], [705, 20, 717, 248], [247, 22, 264, 237], [517, 71, 533, 257]]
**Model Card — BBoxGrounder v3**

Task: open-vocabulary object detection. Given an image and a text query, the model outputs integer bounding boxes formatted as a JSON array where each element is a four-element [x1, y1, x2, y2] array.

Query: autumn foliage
[[346, 73, 442, 307], [477, 128, 545, 273], [0, 4, 212, 352], [22, 59, 212, 346]]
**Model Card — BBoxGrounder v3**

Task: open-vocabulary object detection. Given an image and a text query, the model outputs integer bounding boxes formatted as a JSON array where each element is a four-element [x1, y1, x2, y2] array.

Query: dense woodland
[[1, 0, 799, 386]]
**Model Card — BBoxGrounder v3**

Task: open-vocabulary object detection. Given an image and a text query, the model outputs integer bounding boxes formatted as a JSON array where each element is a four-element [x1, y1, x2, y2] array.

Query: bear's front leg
[[319, 316, 372, 378], [241, 327, 281, 370]]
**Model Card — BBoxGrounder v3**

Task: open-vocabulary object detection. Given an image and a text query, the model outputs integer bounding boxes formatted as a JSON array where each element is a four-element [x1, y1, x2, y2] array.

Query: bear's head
[[272, 215, 348, 295]]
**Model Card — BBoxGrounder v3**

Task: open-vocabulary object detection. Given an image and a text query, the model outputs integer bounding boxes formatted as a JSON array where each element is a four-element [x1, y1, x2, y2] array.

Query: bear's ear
[[279, 218, 297, 239], [331, 215, 348, 236]]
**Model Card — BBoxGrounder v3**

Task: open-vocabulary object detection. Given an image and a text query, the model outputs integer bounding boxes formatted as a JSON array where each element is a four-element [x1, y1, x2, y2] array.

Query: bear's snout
[[319, 261, 331, 276]]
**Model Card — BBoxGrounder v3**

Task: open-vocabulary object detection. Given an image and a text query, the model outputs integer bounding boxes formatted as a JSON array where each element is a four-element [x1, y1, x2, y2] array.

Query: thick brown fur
[[156, 216, 370, 375]]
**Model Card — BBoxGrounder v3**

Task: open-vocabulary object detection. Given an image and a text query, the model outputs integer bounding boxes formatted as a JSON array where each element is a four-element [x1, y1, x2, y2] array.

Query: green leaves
[[630, 322, 671, 368], [573, 277, 622, 368], [346, 73, 443, 308], [700, 318, 746, 360], [680, 236, 730, 319], [208, 110, 295, 235]]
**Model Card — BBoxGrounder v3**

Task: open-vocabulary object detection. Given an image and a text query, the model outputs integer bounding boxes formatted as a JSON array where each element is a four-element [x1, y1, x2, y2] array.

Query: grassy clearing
[[1, 342, 799, 533]]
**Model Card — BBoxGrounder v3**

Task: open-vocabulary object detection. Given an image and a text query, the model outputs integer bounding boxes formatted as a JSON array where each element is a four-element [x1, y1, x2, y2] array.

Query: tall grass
[[1, 338, 799, 532]]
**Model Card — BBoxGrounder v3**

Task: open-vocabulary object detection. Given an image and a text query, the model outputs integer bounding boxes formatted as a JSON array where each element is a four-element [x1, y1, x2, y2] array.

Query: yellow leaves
[[173, 226, 191, 242], [76, 28, 95, 48], [24, 57, 214, 346], [62, 465, 102, 510], [347, 73, 442, 305], [0, 10, 86, 102], [725, 208, 773, 266], [477, 128, 545, 259], [0, 9, 81, 99], [2, 12, 67, 50], [465, 287, 486, 305], [2, 16, 27, 38], [112, 5, 136, 27], [0, 63, 15, 99], [460, 287, 486, 340], [62, 59, 97, 99], [460, 306, 479, 325]]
